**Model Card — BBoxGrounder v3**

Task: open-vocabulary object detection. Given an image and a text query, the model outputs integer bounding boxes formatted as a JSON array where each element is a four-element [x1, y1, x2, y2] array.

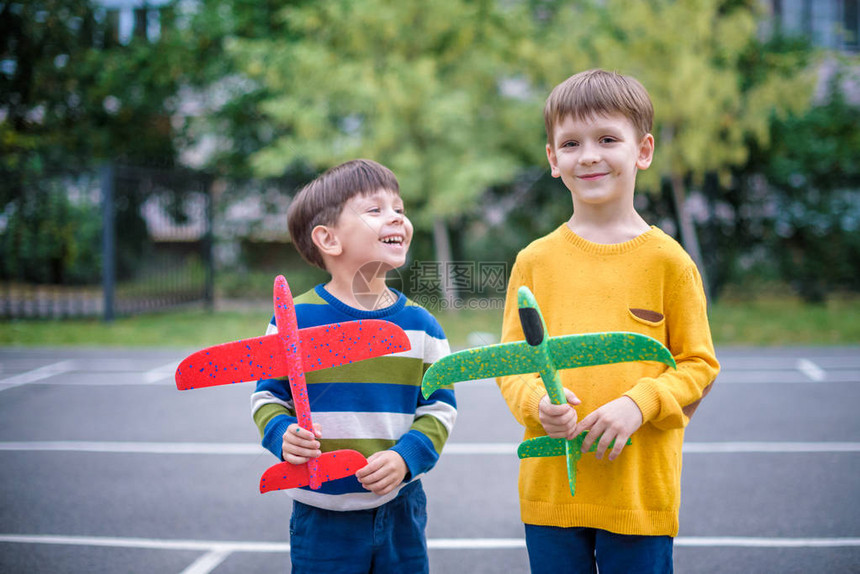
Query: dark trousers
[[289, 481, 428, 574], [525, 524, 674, 574]]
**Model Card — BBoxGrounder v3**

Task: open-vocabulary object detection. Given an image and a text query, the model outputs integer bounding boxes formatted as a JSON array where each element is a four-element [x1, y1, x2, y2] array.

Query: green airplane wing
[[421, 341, 544, 399], [518, 432, 633, 496], [517, 436, 582, 496], [421, 332, 675, 400], [517, 435, 567, 458], [518, 432, 633, 459], [548, 332, 676, 371]]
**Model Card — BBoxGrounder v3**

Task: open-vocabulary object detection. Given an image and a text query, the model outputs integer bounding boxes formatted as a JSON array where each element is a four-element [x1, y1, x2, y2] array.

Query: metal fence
[[1, 164, 213, 320]]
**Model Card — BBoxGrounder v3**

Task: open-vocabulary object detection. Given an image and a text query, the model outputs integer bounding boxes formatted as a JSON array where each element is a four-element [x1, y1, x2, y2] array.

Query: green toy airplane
[[421, 286, 677, 496]]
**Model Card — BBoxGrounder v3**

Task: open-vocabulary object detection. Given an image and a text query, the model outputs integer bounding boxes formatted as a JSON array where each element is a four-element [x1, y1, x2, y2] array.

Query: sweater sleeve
[[624, 264, 720, 430], [392, 316, 457, 479], [250, 320, 298, 460], [496, 262, 547, 431]]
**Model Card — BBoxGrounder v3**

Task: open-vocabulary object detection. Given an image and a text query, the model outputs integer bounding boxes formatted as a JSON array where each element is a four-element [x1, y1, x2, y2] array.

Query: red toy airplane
[[175, 275, 412, 493]]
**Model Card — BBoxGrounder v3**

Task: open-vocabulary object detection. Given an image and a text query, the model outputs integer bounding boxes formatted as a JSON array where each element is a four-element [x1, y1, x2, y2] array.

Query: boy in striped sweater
[[251, 159, 456, 573]]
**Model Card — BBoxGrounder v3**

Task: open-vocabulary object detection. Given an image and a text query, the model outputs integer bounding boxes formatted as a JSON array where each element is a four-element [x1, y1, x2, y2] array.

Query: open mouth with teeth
[[380, 235, 405, 245]]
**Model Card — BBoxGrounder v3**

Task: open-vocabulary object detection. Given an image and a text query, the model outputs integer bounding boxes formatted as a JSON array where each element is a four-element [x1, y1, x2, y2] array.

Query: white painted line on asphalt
[[0, 361, 75, 392], [79, 360, 158, 372], [1, 441, 859, 455], [675, 537, 860, 548], [179, 549, 232, 574], [1, 534, 859, 552], [713, 376, 860, 384], [431, 538, 525, 549], [796, 358, 827, 382], [445, 443, 518, 455], [432, 537, 860, 549], [682, 442, 860, 453], [143, 361, 180, 384], [0, 534, 289, 552], [1, 366, 856, 386], [44, 379, 177, 386], [0, 441, 264, 455]]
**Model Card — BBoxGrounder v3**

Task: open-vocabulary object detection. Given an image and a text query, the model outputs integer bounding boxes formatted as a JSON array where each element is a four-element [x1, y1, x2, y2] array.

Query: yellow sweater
[[498, 225, 720, 537]]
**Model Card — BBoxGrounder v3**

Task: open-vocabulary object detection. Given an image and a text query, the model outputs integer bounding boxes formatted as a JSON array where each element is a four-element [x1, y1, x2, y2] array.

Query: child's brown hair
[[287, 159, 400, 270], [544, 69, 654, 146]]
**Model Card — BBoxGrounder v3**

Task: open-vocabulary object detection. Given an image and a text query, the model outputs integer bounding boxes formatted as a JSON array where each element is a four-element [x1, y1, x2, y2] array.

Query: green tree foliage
[[0, 1, 185, 186], [0, 178, 101, 284], [693, 34, 859, 303], [755, 70, 860, 301], [0, 1, 189, 285], [220, 0, 831, 303], [3, 0, 853, 304], [536, 0, 813, 187], [227, 0, 546, 302], [169, 0, 300, 178], [230, 0, 542, 227], [531, 0, 814, 295]]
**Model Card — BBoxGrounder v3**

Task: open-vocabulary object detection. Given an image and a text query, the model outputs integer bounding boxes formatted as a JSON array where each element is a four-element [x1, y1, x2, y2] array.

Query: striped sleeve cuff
[[392, 430, 439, 479], [262, 414, 296, 460]]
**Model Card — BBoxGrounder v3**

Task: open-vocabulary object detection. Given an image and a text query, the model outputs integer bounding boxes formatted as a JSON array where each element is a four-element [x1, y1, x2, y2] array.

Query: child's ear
[[636, 133, 655, 170], [311, 225, 342, 257], [546, 143, 561, 178]]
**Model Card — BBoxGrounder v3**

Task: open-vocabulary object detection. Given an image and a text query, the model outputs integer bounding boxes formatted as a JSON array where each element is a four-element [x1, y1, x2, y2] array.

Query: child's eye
[[600, 136, 618, 144], [561, 140, 579, 148]]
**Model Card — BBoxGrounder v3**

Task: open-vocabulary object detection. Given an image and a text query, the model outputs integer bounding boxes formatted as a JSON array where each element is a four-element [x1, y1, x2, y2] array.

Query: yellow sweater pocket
[[628, 307, 665, 327]]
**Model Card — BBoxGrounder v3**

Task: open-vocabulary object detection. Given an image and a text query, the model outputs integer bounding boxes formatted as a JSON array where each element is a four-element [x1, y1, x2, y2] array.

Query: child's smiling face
[[330, 188, 413, 272], [546, 112, 654, 212]]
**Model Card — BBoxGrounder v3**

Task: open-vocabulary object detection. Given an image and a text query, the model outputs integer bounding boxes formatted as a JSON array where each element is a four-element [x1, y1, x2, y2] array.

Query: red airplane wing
[[176, 275, 401, 493], [259, 449, 368, 493], [174, 320, 411, 390]]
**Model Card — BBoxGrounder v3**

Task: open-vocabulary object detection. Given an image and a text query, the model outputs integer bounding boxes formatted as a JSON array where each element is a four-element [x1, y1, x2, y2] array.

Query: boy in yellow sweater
[[497, 69, 720, 573]]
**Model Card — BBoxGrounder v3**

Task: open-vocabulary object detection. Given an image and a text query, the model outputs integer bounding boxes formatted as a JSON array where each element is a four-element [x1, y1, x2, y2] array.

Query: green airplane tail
[[517, 432, 633, 497]]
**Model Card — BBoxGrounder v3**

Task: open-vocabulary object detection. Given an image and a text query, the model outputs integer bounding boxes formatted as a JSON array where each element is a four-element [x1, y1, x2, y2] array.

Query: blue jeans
[[289, 480, 428, 574], [525, 524, 674, 574]]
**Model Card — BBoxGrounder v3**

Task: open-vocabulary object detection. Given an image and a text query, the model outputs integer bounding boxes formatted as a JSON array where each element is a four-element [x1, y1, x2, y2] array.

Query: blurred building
[[92, 0, 173, 45], [91, 1, 856, 51], [766, 0, 858, 52], [764, 0, 860, 103]]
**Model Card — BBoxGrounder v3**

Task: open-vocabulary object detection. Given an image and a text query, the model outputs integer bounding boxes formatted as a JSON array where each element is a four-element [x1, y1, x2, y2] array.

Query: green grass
[[1, 296, 858, 348], [0, 308, 269, 348], [708, 295, 860, 346]]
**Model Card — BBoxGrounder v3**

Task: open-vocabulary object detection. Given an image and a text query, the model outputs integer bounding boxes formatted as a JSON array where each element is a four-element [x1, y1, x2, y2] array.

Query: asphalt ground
[[0, 346, 858, 573]]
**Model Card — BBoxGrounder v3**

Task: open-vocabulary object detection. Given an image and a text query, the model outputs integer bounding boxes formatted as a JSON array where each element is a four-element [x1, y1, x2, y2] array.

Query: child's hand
[[281, 423, 322, 464], [355, 450, 407, 496], [575, 396, 642, 461], [538, 389, 581, 439]]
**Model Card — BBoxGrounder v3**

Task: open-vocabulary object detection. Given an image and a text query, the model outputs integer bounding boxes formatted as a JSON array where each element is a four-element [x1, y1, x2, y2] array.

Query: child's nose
[[578, 143, 600, 164]]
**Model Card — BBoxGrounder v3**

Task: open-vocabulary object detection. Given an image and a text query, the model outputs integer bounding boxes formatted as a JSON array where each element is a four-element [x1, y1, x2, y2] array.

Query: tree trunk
[[432, 217, 458, 308], [670, 174, 712, 302]]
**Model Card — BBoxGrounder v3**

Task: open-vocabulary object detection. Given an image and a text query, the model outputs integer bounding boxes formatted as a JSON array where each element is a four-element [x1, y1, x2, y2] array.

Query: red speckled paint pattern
[[272, 275, 323, 488], [174, 321, 410, 391], [174, 275, 412, 493]]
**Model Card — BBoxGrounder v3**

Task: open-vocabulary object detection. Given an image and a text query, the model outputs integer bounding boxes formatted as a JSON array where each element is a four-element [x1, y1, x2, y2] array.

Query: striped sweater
[[251, 284, 456, 511]]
